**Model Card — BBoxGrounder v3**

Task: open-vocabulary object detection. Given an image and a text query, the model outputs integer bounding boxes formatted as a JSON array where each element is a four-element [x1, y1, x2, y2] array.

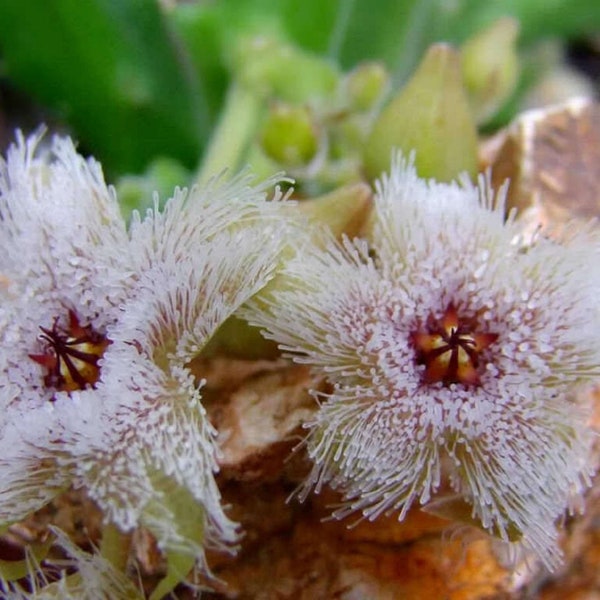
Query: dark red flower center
[[410, 303, 498, 386], [29, 310, 110, 392]]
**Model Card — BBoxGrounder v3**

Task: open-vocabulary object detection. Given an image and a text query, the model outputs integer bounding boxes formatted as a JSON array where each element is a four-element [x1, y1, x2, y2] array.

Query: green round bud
[[345, 61, 390, 112], [260, 104, 319, 167]]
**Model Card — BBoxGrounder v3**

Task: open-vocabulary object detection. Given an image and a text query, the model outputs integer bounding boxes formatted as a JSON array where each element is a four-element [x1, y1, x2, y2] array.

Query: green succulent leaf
[[0, 0, 204, 175]]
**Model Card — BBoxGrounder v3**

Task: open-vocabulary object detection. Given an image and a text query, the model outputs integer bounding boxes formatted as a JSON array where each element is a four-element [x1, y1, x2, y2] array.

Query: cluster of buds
[[188, 17, 520, 200]]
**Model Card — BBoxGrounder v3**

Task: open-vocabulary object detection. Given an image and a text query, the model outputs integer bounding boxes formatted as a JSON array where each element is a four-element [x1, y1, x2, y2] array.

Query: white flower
[[0, 132, 289, 566], [245, 153, 600, 568]]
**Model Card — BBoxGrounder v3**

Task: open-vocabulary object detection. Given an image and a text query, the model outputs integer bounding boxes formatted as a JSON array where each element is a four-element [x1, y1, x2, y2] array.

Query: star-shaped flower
[[0, 132, 289, 572], [246, 153, 600, 567]]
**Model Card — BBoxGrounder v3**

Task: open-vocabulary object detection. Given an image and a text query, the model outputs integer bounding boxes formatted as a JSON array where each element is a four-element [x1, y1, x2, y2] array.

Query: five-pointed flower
[[0, 132, 288, 569], [245, 153, 600, 567]]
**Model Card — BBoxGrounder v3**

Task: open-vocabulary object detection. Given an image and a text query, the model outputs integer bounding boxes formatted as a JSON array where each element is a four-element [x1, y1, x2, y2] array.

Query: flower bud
[[364, 43, 478, 182], [344, 61, 390, 112], [461, 17, 520, 124], [260, 103, 319, 168]]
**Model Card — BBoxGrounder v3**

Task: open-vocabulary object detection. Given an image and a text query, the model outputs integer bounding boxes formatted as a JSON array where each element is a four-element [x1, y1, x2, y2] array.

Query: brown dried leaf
[[488, 98, 600, 230]]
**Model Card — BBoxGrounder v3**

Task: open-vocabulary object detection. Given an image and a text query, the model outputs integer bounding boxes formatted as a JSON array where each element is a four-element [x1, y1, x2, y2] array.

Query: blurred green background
[[0, 0, 598, 187]]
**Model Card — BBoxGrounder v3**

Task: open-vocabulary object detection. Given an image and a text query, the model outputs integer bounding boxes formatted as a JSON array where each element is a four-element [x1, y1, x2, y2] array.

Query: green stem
[[100, 522, 131, 573], [196, 81, 263, 186]]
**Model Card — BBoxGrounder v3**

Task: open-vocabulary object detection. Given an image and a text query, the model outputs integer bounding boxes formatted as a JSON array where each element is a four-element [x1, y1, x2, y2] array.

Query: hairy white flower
[[0, 132, 288, 565], [246, 154, 600, 568]]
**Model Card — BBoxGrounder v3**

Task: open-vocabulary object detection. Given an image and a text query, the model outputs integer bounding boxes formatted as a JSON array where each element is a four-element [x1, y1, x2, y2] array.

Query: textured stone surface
[[197, 359, 600, 599]]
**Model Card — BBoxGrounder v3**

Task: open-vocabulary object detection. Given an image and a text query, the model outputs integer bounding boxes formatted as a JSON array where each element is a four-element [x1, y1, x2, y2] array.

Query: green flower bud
[[260, 103, 320, 167], [363, 43, 478, 182], [344, 61, 390, 112], [461, 17, 520, 124]]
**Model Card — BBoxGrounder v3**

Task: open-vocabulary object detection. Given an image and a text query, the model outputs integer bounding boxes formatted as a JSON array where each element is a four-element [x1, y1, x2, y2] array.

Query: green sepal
[[143, 472, 207, 599], [149, 549, 196, 600]]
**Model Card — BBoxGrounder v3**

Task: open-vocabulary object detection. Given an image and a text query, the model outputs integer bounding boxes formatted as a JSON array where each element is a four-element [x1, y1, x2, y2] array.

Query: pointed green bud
[[461, 17, 520, 124], [344, 61, 390, 112], [363, 43, 478, 182], [260, 103, 320, 168]]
